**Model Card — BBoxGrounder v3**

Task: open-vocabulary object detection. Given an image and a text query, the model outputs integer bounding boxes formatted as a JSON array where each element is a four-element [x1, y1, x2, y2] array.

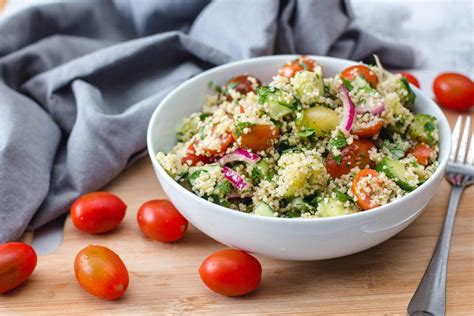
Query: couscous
[[156, 56, 439, 218]]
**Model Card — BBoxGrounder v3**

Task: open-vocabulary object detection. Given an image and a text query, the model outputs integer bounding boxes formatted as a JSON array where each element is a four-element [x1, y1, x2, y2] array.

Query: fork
[[407, 115, 473, 316]]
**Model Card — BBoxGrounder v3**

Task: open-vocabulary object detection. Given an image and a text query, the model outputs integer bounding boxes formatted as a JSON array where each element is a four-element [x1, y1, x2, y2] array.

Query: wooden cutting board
[[2, 111, 473, 315]]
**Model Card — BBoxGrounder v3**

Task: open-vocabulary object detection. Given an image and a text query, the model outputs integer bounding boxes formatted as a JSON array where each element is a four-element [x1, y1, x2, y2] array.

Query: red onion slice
[[355, 100, 385, 115], [223, 166, 248, 191], [219, 148, 260, 166], [339, 86, 356, 132]]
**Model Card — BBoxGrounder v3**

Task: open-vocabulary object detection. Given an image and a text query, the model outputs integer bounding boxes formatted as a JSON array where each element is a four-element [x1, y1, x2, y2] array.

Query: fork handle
[[407, 186, 464, 316]]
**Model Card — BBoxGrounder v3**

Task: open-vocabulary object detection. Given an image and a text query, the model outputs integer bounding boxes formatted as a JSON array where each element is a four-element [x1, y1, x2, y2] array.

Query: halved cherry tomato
[[74, 245, 129, 300], [199, 249, 262, 297], [351, 121, 383, 138], [433, 73, 474, 111], [137, 200, 188, 243], [0, 242, 37, 294], [341, 65, 378, 88], [325, 140, 375, 178], [406, 143, 432, 166], [400, 72, 420, 88], [238, 124, 279, 152], [71, 192, 127, 234], [278, 55, 316, 78], [182, 132, 234, 166], [225, 75, 261, 95], [352, 169, 381, 210]]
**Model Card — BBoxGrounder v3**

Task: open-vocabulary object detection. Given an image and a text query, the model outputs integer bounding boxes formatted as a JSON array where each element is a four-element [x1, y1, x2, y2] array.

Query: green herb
[[396, 118, 406, 128], [424, 121, 436, 132], [285, 210, 302, 218], [215, 180, 231, 194], [199, 112, 212, 121], [256, 86, 277, 104], [334, 189, 352, 202], [341, 78, 353, 91], [297, 127, 316, 138], [234, 121, 255, 137], [188, 169, 208, 182], [250, 167, 263, 184], [329, 133, 348, 149], [334, 155, 342, 164], [198, 125, 206, 140], [383, 140, 406, 160]]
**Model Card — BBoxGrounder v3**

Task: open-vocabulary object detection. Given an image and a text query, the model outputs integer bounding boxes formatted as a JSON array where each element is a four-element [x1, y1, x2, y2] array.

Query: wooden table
[[2, 110, 473, 315]]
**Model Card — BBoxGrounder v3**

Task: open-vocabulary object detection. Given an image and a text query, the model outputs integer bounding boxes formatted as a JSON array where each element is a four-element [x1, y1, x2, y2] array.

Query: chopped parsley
[[329, 133, 348, 149], [234, 121, 255, 137], [297, 127, 316, 138]]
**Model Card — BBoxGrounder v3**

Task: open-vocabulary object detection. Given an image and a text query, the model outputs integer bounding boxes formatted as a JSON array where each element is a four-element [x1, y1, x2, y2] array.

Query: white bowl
[[147, 55, 450, 261]]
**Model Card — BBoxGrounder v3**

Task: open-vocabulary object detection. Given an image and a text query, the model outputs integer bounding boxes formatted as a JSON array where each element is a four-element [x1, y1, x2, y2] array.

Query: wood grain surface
[[1, 110, 473, 315]]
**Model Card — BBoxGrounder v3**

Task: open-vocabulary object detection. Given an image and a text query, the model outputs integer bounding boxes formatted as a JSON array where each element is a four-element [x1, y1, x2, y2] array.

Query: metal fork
[[408, 115, 474, 316]]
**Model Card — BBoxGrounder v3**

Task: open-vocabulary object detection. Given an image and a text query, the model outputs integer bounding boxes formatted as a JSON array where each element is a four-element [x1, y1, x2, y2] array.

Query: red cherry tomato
[[199, 249, 262, 297], [137, 200, 188, 243], [225, 75, 261, 95], [238, 124, 279, 152], [74, 245, 129, 300], [71, 192, 127, 234], [400, 72, 420, 88], [341, 65, 378, 88], [433, 72, 474, 111], [278, 55, 316, 78], [0, 242, 37, 294], [351, 121, 383, 138], [352, 169, 381, 210], [406, 143, 432, 166], [325, 140, 375, 178]]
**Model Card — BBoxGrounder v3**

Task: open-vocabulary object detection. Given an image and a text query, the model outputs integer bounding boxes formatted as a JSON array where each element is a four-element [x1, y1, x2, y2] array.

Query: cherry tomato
[[137, 200, 188, 243], [341, 65, 378, 88], [182, 129, 235, 166], [71, 192, 127, 234], [278, 55, 316, 78], [0, 243, 37, 294], [400, 72, 420, 88], [74, 245, 129, 300], [406, 143, 432, 166], [199, 249, 262, 297], [351, 121, 383, 138], [225, 75, 261, 95], [325, 140, 375, 178], [433, 73, 474, 111], [238, 124, 279, 152], [352, 169, 381, 210]]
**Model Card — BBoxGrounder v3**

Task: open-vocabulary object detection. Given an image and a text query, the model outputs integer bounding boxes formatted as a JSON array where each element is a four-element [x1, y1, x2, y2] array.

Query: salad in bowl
[[156, 56, 439, 219]]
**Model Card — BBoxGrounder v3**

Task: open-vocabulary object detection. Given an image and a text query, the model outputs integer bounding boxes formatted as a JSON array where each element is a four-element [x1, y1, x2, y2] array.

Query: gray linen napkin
[[0, 0, 414, 243]]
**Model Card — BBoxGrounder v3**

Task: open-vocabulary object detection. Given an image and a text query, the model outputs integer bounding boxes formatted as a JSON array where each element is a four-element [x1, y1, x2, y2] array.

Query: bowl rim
[[147, 54, 451, 224]]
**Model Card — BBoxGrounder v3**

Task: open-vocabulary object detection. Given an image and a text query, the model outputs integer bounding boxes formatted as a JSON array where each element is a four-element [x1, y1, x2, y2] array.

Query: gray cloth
[[0, 0, 414, 243]]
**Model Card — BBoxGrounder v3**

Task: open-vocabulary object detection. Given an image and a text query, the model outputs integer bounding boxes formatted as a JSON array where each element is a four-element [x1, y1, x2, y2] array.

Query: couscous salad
[[156, 56, 439, 218]]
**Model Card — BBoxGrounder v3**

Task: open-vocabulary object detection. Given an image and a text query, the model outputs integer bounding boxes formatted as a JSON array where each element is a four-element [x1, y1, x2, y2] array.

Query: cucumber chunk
[[318, 197, 353, 218], [268, 103, 293, 119], [254, 202, 276, 217], [408, 114, 438, 145], [375, 157, 417, 191], [287, 197, 313, 212]]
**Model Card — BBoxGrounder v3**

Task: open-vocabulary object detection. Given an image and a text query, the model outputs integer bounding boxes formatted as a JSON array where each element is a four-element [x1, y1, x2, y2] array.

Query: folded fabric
[[0, 0, 414, 242]]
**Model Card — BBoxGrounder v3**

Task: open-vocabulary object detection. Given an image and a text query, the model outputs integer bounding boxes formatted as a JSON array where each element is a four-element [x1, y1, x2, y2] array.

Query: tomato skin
[[406, 143, 432, 166], [199, 249, 262, 297], [71, 192, 127, 234], [352, 169, 380, 210], [341, 65, 378, 87], [137, 200, 188, 243], [433, 73, 474, 111], [226, 75, 261, 95], [351, 121, 383, 138], [74, 245, 129, 300], [278, 55, 316, 78], [0, 243, 37, 294], [238, 124, 279, 152], [325, 140, 376, 178], [400, 72, 420, 88]]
